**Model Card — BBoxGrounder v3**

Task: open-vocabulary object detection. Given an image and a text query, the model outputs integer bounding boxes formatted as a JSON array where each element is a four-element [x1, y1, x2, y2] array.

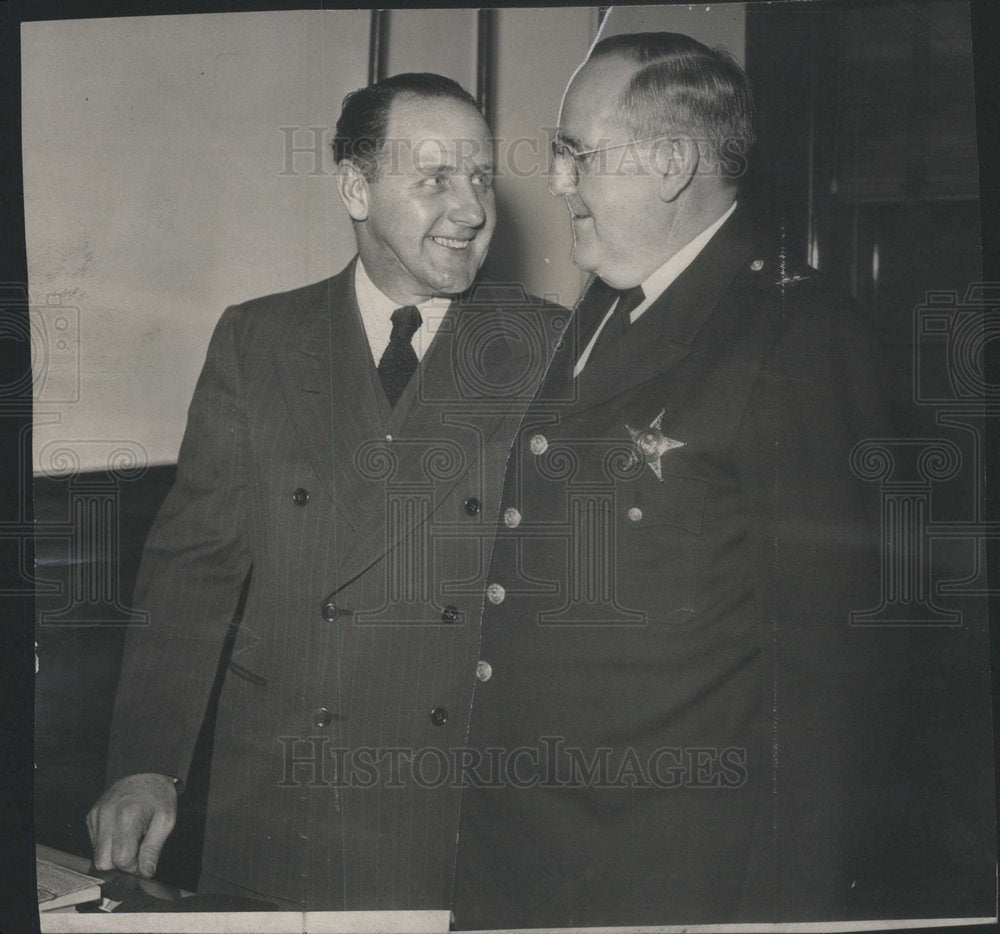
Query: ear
[[656, 136, 699, 202], [336, 160, 371, 222]]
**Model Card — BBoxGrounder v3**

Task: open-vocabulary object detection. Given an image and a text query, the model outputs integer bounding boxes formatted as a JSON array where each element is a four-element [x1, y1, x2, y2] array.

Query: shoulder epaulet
[[745, 246, 814, 293]]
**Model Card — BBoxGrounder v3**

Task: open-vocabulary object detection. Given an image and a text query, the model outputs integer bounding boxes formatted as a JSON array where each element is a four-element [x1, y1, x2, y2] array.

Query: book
[[36, 856, 102, 912]]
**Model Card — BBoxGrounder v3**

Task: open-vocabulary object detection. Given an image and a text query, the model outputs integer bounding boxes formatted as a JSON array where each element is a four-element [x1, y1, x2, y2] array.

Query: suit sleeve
[[106, 304, 252, 789], [737, 289, 888, 624], [734, 285, 891, 917]]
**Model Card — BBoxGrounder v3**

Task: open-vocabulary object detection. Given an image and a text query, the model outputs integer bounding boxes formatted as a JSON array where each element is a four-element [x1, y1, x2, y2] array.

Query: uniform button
[[750, 258, 765, 271], [385, 434, 393, 442], [627, 507, 643, 522], [476, 660, 493, 682], [430, 706, 449, 726], [503, 507, 522, 528], [321, 602, 339, 622], [441, 605, 460, 623], [313, 707, 333, 727], [486, 583, 506, 605], [292, 488, 310, 506], [463, 497, 481, 516], [529, 433, 549, 455]]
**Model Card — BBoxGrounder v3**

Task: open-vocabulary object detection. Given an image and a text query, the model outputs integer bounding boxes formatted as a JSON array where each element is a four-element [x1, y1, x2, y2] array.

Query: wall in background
[[24, 11, 369, 472], [384, 9, 477, 90], [481, 7, 598, 306]]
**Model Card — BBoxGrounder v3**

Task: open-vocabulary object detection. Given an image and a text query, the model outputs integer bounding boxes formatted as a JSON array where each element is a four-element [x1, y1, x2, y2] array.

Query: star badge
[[625, 410, 685, 481]]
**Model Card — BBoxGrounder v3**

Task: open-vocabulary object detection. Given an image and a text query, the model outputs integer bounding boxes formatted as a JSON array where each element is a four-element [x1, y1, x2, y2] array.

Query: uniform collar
[[629, 199, 738, 325]]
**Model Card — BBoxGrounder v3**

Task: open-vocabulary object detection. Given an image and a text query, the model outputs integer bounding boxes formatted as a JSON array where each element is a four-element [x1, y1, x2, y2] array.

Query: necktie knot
[[582, 284, 648, 365], [390, 305, 422, 342], [614, 285, 645, 325]]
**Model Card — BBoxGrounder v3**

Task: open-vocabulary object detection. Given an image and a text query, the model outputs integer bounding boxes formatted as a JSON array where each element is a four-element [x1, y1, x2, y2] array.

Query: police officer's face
[[351, 95, 496, 304], [550, 56, 670, 289]]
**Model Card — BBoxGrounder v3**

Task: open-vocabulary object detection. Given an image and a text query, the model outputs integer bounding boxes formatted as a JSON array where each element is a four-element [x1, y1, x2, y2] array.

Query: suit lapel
[[528, 276, 611, 407], [573, 205, 762, 415], [274, 258, 385, 534]]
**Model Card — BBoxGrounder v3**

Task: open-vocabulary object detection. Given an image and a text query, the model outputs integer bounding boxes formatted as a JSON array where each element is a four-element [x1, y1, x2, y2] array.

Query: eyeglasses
[[549, 134, 675, 183]]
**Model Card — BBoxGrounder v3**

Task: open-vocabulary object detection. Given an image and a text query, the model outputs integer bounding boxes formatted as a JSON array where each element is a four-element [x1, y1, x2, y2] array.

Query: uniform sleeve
[[733, 286, 892, 917], [737, 289, 888, 625], [106, 304, 253, 789]]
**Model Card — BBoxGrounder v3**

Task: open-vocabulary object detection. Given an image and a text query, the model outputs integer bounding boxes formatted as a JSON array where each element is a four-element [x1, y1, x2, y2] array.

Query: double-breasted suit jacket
[[452, 206, 890, 927], [106, 259, 562, 908]]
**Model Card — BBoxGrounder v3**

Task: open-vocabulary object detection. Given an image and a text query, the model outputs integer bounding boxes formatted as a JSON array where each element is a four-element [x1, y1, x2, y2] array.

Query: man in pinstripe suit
[[86, 72, 560, 909]]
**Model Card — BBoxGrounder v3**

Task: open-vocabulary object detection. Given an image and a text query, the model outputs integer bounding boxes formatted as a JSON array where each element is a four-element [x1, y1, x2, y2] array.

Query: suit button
[[463, 497, 481, 516], [292, 487, 310, 506], [528, 433, 548, 455], [476, 660, 493, 682], [313, 707, 333, 727], [430, 706, 448, 726], [503, 507, 521, 528], [321, 602, 339, 622], [441, 605, 460, 623], [627, 507, 643, 522], [486, 583, 506, 605]]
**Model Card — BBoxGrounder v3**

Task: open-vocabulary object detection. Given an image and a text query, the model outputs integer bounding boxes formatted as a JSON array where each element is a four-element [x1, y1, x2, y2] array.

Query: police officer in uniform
[[453, 32, 888, 928]]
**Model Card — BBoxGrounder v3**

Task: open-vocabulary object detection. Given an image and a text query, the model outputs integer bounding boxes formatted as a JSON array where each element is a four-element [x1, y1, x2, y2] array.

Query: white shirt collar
[[573, 200, 737, 377], [629, 199, 738, 325], [354, 258, 452, 363]]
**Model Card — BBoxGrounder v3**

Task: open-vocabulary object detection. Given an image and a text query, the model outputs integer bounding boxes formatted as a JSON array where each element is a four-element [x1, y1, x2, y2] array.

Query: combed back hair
[[333, 72, 479, 181], [589, 32, 756, 183]]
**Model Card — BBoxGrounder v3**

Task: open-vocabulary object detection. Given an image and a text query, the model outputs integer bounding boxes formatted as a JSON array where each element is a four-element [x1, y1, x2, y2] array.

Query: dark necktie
[[377, 305, 422, 407], [589, 284, 645, 358]]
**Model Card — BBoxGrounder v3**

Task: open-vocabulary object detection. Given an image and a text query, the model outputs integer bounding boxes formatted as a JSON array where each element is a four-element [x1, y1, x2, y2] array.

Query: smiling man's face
[[354, 94, 496, 304]]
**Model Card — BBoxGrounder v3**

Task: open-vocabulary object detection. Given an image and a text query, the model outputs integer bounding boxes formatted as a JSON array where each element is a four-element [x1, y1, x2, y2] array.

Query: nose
[[548, 154, 577, 197], [448, 178, 488, 228]]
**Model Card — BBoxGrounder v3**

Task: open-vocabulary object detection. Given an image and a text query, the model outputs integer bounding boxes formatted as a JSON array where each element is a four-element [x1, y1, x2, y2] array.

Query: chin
[[569, 243, 594, 272], [573, 247, 630, 288], [570, 245, 600, 278], [450, 260, 487, 292], [431, 271, 476, 297]]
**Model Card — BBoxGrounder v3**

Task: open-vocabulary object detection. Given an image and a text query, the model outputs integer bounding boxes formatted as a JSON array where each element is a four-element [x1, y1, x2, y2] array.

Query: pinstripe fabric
[[106, 259, 562, 909]]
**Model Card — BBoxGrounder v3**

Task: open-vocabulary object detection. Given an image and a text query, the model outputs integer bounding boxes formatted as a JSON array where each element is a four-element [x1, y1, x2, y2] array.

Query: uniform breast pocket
[[616, 471, 707, 624]]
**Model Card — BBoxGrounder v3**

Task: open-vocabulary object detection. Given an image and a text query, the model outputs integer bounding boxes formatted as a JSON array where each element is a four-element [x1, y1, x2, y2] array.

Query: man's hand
[[87, 773, 177, 878]]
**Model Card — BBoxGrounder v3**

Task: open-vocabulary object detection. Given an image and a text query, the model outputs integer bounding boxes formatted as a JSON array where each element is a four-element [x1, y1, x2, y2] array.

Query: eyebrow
[[415, 161, 495, 175], [416, 162, 456, 175]]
